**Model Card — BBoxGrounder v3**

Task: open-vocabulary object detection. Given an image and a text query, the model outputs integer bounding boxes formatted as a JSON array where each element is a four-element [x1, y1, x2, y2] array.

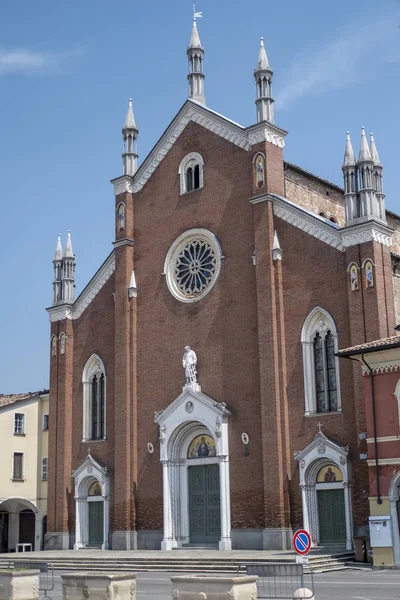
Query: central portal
[[189, 464, 221, 544]]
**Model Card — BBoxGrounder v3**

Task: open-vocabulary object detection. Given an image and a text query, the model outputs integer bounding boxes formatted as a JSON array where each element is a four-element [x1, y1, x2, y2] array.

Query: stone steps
[[0, 551, 356, 574]]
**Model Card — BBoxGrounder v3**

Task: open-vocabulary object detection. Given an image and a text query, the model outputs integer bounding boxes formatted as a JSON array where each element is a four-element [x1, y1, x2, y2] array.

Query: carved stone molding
[[112, 176, 134, 196], [362, 360, 400, 375], [248, 127, 285, 148]]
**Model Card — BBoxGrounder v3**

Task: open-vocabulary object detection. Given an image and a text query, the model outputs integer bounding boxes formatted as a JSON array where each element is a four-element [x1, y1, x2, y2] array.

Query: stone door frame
[[295, 431, 353, 550], [155, 384, 231, 551], [73, 454, 109, 550]]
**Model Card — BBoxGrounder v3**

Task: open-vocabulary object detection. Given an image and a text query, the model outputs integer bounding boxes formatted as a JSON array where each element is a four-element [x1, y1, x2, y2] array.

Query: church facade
[[45, 18, 400, 551]]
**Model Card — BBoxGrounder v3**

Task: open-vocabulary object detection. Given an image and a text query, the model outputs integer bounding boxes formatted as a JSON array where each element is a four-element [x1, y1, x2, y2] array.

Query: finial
[[317, 422, 323, 434], [260, 36, 264, 45], [88, 446, 91, 456]]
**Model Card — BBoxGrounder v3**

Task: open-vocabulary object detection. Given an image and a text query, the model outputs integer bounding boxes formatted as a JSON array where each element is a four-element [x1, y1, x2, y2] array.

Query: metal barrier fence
[[1, 562, 54, 600], [239, 563, 314, 599]]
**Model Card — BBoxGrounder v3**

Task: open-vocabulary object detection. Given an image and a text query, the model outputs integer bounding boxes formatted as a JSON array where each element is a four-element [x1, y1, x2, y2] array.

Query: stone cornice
[[294, 431, 349, 462], [47, 252, 115, 323], [341, 220, 393, 248], [361, 359, 400, 376], [111, 176, 134, 197], [251, 193, 344, 251], [246, 122, 287, 149], [112, 238, 135, 248]]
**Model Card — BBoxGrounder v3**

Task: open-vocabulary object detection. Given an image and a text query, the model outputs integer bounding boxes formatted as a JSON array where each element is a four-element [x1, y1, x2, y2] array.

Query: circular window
[[165, 229, 222, 303]]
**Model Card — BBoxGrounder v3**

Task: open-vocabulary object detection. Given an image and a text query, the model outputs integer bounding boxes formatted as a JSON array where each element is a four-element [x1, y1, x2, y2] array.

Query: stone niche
[[0, 570, 40, 600], [61, 573, 137, 600], [170, 575, 258, 600]]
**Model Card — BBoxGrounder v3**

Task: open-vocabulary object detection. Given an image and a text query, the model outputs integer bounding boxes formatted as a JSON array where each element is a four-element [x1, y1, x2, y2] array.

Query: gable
[[112, 100, 287, 195]]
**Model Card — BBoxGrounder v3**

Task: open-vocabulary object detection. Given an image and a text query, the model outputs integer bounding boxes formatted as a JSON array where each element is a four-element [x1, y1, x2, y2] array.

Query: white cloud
[[0, 47, 82, 75], [276, 14, 400, 110]]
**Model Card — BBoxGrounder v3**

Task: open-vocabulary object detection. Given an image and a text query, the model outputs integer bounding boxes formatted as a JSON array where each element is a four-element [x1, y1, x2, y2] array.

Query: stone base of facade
[[137, 530, 163, 550], [111, 531, 138, 550], [231, 528, 263, 550], [262, 528, 293, 550], [44, 532, 71, 550]]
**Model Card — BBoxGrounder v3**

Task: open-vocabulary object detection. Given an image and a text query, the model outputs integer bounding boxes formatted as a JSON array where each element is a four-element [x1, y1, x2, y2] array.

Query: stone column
[[161, 460, 174, 550], [74, 497, 83, 550], [219, 455, 232, 550], [343, 482, 353, 551], [300, 484, 310, 533]]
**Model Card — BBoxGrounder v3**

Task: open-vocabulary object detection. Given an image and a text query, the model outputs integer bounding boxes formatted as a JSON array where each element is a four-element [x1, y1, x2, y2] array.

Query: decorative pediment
[[111, 100, 286, 196], [73, 453, 109, 486], [294, 432, 349, 463], [154, 386, 231, 426]]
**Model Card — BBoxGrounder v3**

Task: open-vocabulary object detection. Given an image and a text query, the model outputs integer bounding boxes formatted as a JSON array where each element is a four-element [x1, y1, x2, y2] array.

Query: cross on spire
[[317, 422, 323, 434]]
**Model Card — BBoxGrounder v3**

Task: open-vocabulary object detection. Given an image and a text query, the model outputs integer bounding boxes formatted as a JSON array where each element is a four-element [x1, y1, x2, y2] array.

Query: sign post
[[293, 529, 311, 564]]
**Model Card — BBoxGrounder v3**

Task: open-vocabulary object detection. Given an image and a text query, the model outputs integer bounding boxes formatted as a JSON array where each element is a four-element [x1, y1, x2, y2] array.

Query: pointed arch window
[[301, 308, 341, 415], [82, 355, 106, 442], [179, 152, 204, 194]]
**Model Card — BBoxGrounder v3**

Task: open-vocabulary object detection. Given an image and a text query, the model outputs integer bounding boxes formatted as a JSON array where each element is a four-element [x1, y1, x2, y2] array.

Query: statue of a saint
[[183, 346, 197, 384]]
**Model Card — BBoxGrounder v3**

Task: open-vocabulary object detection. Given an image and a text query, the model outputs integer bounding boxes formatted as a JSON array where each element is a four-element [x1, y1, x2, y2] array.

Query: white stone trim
[[178, 152, 204, 194], [301, 307, 342, 415], [389, 470, 400, 565], [112, 176, 134, 196], [341, 221, 393, 248], [47, 253, 115, 323], [247, 123, 286, 148], [131, 102, 250, 193], [73, 455, 110, 550], [164, 229, 222, 303], [294, 432, 352, 550], [82, 354, 106, 442], [155, 386, 231, 551], [362, 360, 400, 376], [367, 458, 400, 466], [366, 436, 400, 444]]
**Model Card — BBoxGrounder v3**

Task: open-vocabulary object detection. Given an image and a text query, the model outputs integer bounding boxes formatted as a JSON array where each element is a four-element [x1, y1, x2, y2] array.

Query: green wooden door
[[88, 501, 104, 547], [318, 489, 346, 544], [189, 464, 221, 544]]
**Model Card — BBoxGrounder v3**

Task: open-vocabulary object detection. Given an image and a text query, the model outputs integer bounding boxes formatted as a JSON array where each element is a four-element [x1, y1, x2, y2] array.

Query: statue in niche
[[60, 333, 66, 355], [255, 154, 265, 188], [365, 261, 374, 288], [118, 204, 125, 232], [350, 264, 359, 291], [51, 336, 57, 357], [183, 346, 197, 384]]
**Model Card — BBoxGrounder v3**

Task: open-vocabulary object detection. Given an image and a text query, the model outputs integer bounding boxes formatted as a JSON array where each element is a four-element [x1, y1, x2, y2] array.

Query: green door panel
[[317, 489, 346, 544], [88, 501, 104, 547], [189, 464, 220, 544]]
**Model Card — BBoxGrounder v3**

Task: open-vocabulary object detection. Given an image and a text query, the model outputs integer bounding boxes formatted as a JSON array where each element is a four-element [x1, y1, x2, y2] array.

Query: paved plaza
[[38, 569, 400, 600]]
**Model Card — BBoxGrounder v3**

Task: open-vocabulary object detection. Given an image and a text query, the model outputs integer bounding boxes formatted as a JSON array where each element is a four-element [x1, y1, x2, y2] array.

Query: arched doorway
[[0, 499, 41, 552], [73, 453, 110, 550], [316, 464, 346, 545], [0, 511, 9, 553], [19, 509, 35, 549], [295, 431, 353, 550], [155, 386, 232, 550]]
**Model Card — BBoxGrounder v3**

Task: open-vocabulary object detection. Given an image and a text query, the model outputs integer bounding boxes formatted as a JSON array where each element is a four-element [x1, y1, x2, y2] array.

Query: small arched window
[[301, 308, 341, 415], [82, 355, 106, 442], [179, 152, 204, 194]]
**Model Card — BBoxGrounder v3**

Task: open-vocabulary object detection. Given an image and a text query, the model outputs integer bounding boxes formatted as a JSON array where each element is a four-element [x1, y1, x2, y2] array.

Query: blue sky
[[1, 0, 399, 394]]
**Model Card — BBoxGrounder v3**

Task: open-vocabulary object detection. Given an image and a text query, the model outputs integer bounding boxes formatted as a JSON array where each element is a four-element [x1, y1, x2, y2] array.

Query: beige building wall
[[0, 392, 48, 552]]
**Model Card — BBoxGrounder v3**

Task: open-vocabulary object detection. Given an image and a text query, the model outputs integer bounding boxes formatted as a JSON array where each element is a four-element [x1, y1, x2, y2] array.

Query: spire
[[189, 18, 202, 48], [124, 98, 137, 130], [256, 37, 270, 70], [52, 234, 63, 304], [187, 10, 206, 105], [272, 230, 283, 261], [122, 98, 139, 176], [54, 234, 62, 261], [64, 230, 74, 258], [358, 127, 372, 163], [342, 132, 355, 167], [61, 231, 75, 304], [369, 133, 381, 166], [254, 37, 274, 124]]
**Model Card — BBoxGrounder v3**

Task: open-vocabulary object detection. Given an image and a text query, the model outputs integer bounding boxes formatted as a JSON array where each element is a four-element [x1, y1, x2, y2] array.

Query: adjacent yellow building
[[0, 391, 49, 552]]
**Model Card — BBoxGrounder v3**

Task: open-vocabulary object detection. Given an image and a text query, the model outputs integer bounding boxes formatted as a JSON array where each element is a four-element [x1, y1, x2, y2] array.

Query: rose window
[[165, 229, 222, 303]]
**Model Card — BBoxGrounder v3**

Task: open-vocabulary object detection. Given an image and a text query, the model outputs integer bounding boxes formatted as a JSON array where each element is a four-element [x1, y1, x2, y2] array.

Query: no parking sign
[[293, 529, 311, 556]]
